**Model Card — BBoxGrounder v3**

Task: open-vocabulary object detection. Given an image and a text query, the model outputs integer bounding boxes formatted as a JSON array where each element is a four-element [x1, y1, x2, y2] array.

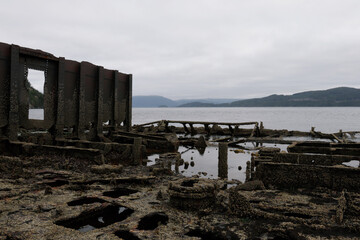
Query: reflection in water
[[147, 142, 289, 182], [174, 145, 253, 182]]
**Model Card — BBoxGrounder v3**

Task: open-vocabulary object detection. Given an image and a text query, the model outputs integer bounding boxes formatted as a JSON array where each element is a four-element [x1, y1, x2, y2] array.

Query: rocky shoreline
[[1, 122, 360, 239]]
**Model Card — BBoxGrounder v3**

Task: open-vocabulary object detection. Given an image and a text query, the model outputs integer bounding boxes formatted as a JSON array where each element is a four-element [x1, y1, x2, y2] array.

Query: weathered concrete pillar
[[228, 125, 234, 136], [250, 156, 255, 177], [175, 159, 179, 173], [133, 137, 142, 165], [218, 143, 228, 179], [189, 124, 197, 135], [164, 121, 170, 132], [182, 123, 190, 133], [204, 124, 210, 134], [339, 129, 343, 139], [195, 135, 207, 149], [167, 160, 172, 170], [246, 161, 251, 182]]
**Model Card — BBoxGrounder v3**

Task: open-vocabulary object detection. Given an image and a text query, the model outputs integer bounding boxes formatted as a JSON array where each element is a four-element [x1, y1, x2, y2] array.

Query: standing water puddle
[[55, 204, 134, 232]]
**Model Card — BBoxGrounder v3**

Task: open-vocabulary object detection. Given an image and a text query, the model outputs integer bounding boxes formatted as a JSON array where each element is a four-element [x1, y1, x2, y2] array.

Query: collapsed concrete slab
[[256, 162, 360, 191]]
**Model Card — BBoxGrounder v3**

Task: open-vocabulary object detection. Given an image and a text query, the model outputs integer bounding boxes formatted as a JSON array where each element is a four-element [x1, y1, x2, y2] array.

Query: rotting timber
[[1, 43, 360, 239]]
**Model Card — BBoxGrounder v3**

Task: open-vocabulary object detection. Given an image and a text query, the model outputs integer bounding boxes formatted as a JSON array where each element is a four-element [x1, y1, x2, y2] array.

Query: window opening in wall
[[27, 69, 45, 120]]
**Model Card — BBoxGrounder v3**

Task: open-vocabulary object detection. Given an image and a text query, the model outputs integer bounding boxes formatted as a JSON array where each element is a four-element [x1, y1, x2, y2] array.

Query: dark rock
[[258, 147, 281, 156], [228, 189, 252, 217], [90, 164, 123, 174], [137, 212, 169, 230], [195, 135, 207, 149], [235, 180, 265, 191]]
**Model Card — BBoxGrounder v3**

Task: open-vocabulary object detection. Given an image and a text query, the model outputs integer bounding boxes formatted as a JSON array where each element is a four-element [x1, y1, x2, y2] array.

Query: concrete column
[[204, 124, 210, 134], [9, 45, 20, 141], [250, 156, 255, 175], [133, 137, 142, 165], [182, 123, 190, 133], [246, 161, 251, 182], [125, 74, 132, 132], [77, 62, 87, 140], [55, 57, 65, 140], [96, 66, 104, 139], [228, 125, 234, 135], [218, 142, 228, 179], [189, 124, 197, 135], [175, 159, 179, 173]]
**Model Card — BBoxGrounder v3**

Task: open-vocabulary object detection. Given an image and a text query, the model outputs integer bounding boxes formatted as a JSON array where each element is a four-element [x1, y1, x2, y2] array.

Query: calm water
[[137, 107, 360, 181], [149, 143, 289, 182], [30, 107, 360, 133], [133, 107, 360, 133]]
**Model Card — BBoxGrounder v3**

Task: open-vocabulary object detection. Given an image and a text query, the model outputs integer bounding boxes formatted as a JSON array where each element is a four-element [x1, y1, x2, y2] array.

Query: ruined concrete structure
[[0, 42, 132, 141], [1, 42, 360, 239]]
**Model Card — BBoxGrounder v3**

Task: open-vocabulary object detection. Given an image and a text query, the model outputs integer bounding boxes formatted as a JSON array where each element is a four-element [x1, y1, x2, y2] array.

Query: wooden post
[[246, 161, 251, 182], [250, 156, 255, 176], [204, 124, 210, 134], [133, 137, 142, 165], [250, 123, 258, 138], [182, 123, 190, 133], [218, 142, 228, 179], [228, 125, 234, 136], [189, 123, 197, 135], [175, 159, 179, 173]]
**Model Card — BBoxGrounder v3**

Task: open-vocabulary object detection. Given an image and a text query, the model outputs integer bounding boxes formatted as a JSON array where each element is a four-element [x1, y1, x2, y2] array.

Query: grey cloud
[[1, 0, 359, 99]]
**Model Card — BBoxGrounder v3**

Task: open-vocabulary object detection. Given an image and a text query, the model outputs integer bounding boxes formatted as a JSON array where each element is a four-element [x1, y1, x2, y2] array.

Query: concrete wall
[[256, 162, 360, 191], [0, 42, 132, 140], [273, 153, 360, 166]]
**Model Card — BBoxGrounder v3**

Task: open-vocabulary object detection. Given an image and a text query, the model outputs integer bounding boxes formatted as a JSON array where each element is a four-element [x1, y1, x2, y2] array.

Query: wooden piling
[[218, 142, 228, 179], [246, 161, 251, 182], [251, 156, 255, 177], [133, 137, 142, 165]]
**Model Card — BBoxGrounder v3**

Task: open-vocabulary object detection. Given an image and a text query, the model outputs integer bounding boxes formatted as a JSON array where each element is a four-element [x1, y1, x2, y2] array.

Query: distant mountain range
[[178, 87, 360, 107], [133, 96, 240, 107], [134, 87, 360, 107], [30, 86, 360, 108]]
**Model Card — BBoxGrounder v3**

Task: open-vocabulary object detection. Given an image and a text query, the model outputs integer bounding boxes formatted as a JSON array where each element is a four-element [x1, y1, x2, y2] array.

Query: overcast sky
[[1, 0, 360, 99]]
